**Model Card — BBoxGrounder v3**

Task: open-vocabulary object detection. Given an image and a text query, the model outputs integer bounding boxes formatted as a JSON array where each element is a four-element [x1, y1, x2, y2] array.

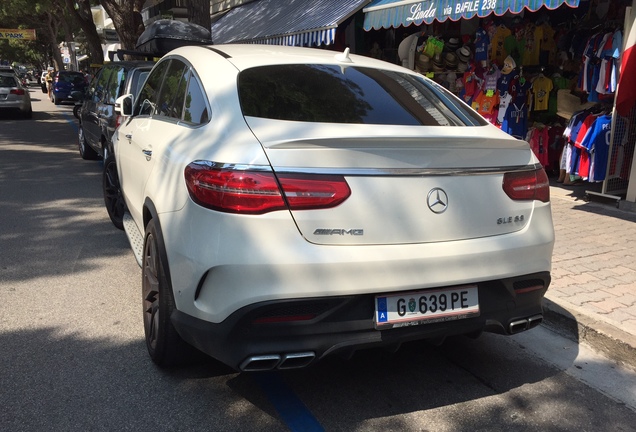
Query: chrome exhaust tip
[[278, 352, 315, 369], [527, 314, 543, 329], [509, 318, 529, 334], [240, 354, 281, 372]]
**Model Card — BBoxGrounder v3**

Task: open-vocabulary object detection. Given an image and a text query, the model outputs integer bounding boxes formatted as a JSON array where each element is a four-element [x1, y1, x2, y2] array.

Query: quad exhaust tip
[[509, 314, 543, 334], [240, 352, 316, 372]]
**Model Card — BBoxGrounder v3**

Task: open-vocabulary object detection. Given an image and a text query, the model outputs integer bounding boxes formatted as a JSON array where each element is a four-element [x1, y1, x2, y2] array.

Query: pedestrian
[[46, 68, 55, 102]]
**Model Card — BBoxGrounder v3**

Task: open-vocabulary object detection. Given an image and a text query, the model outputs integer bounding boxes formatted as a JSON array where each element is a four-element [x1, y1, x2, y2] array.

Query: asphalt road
[[1, 89, 636, 432]]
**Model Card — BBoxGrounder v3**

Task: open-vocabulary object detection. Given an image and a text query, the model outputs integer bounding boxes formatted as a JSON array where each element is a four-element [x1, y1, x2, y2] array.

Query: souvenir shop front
[[362, 0, 636, 207]]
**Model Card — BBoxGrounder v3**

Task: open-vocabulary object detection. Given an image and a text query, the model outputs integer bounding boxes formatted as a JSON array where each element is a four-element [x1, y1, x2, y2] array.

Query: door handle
[[142, 149, 152, 160], [125, 134, 132, 140]]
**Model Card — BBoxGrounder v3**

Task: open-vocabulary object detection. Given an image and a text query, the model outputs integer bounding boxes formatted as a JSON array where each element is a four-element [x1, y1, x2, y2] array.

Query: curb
[[542, 298, 636, 371]]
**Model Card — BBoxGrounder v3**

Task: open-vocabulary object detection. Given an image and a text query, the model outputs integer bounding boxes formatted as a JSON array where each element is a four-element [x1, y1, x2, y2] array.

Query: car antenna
[[335, 47, 352, 63]]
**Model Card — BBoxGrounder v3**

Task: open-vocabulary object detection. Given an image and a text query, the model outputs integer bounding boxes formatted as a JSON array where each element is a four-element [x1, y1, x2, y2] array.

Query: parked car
[[0, 72, 32, 118], [77, 61, 154, 161], [51, 70, 88, 105], [0, 65, 17, 76], [109, 44, 555, 372]]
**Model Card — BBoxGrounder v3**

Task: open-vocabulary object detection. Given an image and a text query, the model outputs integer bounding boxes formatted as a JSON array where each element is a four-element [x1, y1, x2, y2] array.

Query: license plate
[[375, 285, 479, 329]]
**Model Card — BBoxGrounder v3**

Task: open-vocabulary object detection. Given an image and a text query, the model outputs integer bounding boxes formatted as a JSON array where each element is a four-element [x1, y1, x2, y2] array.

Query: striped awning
[[211, 0, 371, 46], [363, 0, 581, 30]]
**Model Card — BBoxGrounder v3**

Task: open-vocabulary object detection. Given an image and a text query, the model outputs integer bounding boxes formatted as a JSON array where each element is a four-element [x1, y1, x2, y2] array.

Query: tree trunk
[[66, 0, 106, 65], [99, 0, 146, 52], [187, 0, 211, 31], [45, 13, 64, 70]]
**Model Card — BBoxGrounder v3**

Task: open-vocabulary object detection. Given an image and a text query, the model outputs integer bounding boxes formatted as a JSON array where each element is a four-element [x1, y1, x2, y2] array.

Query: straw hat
[[446, 37, 460, 51], [444, 52, 458, 70], [456, 45, 471, 63], [432, 53, 445, 71], [416, 53, 431, 71]]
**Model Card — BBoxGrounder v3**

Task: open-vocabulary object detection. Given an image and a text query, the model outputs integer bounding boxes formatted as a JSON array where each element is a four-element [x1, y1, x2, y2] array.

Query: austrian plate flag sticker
[[376, 297, 388, 323]]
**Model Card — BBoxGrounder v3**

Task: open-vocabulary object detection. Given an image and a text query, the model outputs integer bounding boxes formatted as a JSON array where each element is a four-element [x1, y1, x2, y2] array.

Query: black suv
[[78, 61, 154, 161]]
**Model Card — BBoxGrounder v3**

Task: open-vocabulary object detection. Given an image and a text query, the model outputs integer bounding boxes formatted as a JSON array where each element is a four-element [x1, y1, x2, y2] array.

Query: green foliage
[[0, 0, 82, 67]]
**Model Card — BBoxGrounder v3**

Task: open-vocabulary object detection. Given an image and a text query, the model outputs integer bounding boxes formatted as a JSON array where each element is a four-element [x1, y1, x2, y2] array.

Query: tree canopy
[[0, 0, 212, 69]]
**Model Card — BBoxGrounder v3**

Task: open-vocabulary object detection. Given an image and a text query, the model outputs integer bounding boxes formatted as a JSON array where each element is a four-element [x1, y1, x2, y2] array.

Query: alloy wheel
[[142, 232, 160, 353]]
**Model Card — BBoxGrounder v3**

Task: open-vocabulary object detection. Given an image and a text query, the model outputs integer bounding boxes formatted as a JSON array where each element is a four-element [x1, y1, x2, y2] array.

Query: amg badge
[[313, 229, 364, 236]]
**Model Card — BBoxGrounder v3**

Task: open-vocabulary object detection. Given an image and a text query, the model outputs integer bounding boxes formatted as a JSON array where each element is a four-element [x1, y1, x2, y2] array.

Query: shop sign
[[0, 29, 36, 40], [364, 0, 581, 31]]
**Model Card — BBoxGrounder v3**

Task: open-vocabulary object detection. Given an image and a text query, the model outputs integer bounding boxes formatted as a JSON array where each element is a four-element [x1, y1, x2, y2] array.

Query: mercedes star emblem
[[427, 188, 448, 214]]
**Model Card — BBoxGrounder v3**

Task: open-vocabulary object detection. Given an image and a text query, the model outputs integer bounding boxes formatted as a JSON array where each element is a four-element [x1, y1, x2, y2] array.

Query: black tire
[[142, 218, 191, 367], [102, 155, 125, 230], [73, 104, 81, 119], [78, 125, 99, 160], [53, 94, 60, 105]]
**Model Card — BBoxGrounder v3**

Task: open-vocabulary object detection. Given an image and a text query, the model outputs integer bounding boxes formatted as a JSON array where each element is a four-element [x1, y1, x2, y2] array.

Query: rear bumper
[[172, 271, 550, 371], [0, 100, 29, 111]]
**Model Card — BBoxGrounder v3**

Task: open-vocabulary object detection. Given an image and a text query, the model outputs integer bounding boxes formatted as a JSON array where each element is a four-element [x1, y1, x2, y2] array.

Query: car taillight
[[10, 89, 25, 95], [184, 162, 351, 214], [502, 168, 550, 203]]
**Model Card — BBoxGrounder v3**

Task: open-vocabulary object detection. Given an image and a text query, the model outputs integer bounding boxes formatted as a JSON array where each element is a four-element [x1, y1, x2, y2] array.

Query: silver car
[[0, 72, 32, 119]]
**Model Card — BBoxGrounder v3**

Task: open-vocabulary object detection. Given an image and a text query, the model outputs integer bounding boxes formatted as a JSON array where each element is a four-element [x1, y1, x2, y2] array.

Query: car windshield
[[0, 75, 17, 87], [238, 64, 485, 126]]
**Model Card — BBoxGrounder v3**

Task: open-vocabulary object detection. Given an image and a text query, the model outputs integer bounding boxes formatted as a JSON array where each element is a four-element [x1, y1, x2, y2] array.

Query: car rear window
[[0, 75, 17, 87], [238, 64, 485, 126], [59, 72, 85, 84]]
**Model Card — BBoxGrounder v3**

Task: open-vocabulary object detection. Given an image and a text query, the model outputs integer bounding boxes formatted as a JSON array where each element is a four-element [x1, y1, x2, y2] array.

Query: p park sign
[[0, 29, 36, 41]]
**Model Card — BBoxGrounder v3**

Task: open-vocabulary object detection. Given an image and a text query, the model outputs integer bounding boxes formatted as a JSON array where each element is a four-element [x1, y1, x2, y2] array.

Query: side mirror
[[115, 94, 133, 116]]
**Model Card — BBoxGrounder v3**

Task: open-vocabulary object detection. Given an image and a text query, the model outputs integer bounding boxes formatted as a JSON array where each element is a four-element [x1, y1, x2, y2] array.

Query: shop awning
[[211, 0, 371, 46], [363, 0, 580, 30]]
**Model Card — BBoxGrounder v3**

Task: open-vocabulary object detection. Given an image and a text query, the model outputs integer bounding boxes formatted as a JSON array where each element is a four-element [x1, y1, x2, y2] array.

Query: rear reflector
[[184, 162, 350, 214], [502, 168, 550, 203]]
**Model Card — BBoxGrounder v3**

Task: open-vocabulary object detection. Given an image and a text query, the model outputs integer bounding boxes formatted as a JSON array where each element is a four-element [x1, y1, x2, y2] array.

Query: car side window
[[155, 60, 188, 120], [106, 66, 126, 105], [171, 70, 189, 121], [182, 72, 209, 126], [87, 69, 103, 100], [131, 71, 149, 98], [135, 61, 169, 117], [93, 67, 112, 103]]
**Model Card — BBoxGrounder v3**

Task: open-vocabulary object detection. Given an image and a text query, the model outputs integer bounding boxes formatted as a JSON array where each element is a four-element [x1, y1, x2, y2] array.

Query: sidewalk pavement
[[542, 179, 636, 370]]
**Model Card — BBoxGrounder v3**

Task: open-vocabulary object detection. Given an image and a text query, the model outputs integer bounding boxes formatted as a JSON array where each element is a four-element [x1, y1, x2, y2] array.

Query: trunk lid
[[247, 118, 539, 246]]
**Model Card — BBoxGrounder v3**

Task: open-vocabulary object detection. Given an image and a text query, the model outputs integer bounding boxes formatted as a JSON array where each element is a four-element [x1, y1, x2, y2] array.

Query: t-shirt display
[[368, 3, 631, 189]]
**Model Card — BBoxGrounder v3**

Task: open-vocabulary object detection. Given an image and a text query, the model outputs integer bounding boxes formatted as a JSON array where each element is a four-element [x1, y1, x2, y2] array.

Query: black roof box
[[135, 20, 212, 57]]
